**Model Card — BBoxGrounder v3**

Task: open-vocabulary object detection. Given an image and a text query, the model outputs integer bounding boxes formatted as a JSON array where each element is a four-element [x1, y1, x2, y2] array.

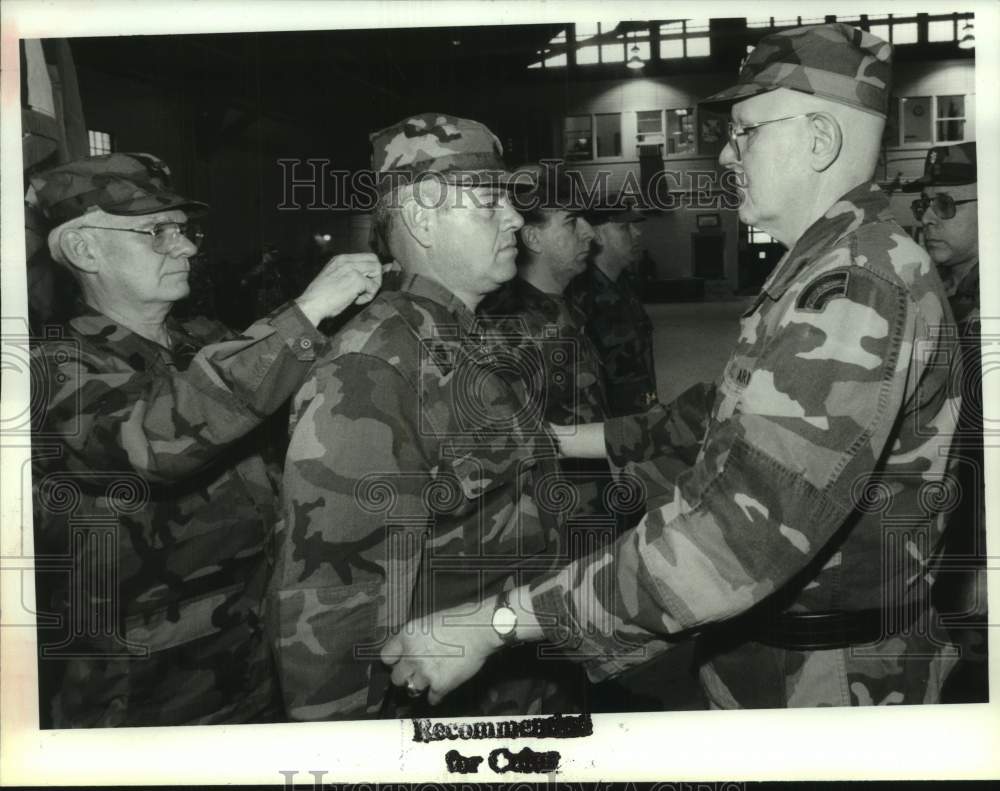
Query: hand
[[548, 421, 608, 459], [380, 603, 503, 705], [294, 253, 386, 326]]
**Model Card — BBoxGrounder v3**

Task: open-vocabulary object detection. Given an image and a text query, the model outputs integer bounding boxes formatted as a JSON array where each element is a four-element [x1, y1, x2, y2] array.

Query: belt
[[750, 606, 923, 652]]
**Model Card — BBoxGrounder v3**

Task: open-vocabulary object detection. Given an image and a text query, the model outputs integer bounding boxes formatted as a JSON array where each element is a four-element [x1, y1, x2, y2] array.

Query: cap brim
[[699, 82, 776, 113], [105, 194, 210, 218]]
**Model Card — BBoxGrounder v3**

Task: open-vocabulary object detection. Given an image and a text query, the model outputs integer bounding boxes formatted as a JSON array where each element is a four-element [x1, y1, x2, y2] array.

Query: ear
[[398, 195, 435, 249], [519, 223, 542, 254], [59, 228, 102, 274], [808, 112, 842, 172]]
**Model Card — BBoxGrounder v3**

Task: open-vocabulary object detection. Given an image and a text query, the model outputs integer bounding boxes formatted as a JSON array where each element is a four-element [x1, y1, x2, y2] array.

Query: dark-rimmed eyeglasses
[[726, 114, 813, 160], [77, 221, 205, 253], [910, 194, 977, 221]]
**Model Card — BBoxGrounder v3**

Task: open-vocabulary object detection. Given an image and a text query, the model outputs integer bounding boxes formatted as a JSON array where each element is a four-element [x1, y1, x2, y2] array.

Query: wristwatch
[[491, 588, 519, 646]]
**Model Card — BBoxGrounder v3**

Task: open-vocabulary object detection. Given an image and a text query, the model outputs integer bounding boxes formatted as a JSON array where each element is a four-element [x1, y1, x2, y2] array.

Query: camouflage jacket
[[531, 182, 964, 708], [31, 301, 324, 727], [273, 273, 580, 721], [481, 278, 618, 530], [568, 266, 658, 416]]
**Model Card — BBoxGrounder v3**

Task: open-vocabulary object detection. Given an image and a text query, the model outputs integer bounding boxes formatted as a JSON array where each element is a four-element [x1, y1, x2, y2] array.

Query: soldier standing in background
[[569, 196, 658, 417], [29, 153, 382, 727], [482, 167, 633, 540], [272, 114, 586, 720], [906, 141, 986, 702], [382, 24, 965, 710]]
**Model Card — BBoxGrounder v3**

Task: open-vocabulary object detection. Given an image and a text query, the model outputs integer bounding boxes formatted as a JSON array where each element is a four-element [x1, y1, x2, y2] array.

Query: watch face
[[492, 606, 517, 636]]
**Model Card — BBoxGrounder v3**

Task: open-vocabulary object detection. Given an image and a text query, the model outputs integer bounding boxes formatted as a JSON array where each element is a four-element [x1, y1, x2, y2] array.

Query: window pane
[[564, 116, 593, 160], [666, 108, 696, 155], [661, 38, 684, 58], [869, 23, 890, 40], [549, 29, 567, 44], [928, 19, 955, 42], [686, 18, 711, 33], [598, 21, 620, 35], [901, 96, 931, 143], [746, 17, 773, 28], [576, 23, 599, 40], [577, 45, 600, 64], [637, 110, 663, 134], [774, 18, 799, 28], [595, 113, 621, 157], [800, 17, 826, 25], [527, 60, 542, 69], [936, 120, 965, 142], [602, 41, 625, 63], [633, 40, 650, 60], [893, 22, 918, 44], [937, 94, 965, 119], [687, 36, 710, 57], [546, 53, 567, 67]]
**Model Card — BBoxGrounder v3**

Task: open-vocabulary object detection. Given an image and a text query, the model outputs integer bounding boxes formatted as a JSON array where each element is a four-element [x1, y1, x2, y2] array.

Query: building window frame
[[88, 129, 113, 156]]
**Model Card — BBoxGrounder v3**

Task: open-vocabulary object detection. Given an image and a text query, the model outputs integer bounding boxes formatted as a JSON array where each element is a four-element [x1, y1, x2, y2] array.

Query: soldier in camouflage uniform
[[904, 142, 986, 702], [29, 153, 382, 727], [481, 166, 631, 541], [271, 114, 586, 720], [568, 198, 657, 417], [382, 24, 965, 710]]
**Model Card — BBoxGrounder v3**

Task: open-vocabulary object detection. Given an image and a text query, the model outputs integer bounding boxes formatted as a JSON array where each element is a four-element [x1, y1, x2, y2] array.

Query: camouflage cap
[[28, 152, 208, 226], [701, 23, 893, 117], [901, 142, 977, 192], [369, 113, 516, 196]]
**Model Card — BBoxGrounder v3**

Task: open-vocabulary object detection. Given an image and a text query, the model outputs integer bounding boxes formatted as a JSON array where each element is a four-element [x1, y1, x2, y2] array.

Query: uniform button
[[299, 338, 313, 350]]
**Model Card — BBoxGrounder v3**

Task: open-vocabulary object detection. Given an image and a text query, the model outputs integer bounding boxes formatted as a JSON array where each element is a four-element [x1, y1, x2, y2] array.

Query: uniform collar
[[68, 303, 197, 363], [392, 271, 478, 335], [939, 257, 979, 299], [760, 181, 890, 303]]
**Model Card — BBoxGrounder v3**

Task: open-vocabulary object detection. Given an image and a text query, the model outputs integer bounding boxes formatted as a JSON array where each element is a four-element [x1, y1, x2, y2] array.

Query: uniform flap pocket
[[125, 583, 244, 653]]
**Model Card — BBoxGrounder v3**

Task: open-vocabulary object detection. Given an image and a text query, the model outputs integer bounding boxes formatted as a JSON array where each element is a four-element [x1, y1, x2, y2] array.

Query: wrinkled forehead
[[100, 207, 189, 227]]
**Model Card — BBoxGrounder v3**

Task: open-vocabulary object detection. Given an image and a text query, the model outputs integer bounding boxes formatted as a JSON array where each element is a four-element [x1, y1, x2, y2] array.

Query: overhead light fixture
[[958, 22, 975, 50], [626, 37, 644, 70]]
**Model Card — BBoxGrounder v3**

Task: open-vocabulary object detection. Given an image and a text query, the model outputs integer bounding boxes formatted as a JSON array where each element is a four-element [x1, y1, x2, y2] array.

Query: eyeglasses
[[726, 113, 813, 160], [77, 221, 205, 253], [910, 194, 978, 221]]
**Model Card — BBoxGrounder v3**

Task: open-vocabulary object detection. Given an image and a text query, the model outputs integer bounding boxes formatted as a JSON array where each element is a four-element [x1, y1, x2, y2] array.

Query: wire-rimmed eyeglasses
[[76, 220, 205, 254], [726, 114, 813, 160]]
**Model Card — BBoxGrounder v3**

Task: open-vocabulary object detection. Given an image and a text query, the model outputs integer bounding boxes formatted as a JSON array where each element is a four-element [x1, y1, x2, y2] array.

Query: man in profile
[[569, 195, 657, 417]]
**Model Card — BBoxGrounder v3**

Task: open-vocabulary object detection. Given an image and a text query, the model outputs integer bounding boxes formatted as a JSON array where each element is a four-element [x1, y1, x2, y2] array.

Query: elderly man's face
[[719, 94, 812, 235], [91, 209, 197, 306], [429, 185, 524, 295], [529, 209, 595, 280], [919, 183, 979, 267]]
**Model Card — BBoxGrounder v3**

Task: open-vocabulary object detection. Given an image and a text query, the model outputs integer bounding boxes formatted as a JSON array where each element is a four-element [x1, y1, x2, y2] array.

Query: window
[[595, 113, 622, 158], [746, 17, 773, 28], [637, 110, 663, 135], [658, 20, 710, 59], [666, 108, 696, 155], [900, 96, 931, 144], [563, 116, 593, 160], [937, 95, 966, 142], [88, 129, 113, 156], [893, 22, 918, 44], [928, 18, 956, 42], [747, 225, 777, 244]]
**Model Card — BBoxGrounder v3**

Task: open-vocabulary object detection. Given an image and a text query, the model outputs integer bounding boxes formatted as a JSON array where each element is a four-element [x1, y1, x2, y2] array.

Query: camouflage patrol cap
[[369, 113, 516, 196], [29, 152, 208, 226], [902, 142, 977, 192], [701, 23, 893, 117]]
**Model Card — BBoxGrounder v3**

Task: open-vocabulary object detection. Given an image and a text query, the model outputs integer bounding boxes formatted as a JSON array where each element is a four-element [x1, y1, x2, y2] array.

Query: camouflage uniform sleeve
[[271, 352, 429, 721], [530, 261, 915, 680], [601, 381, 717, 508], [37, 301, 324, 482]]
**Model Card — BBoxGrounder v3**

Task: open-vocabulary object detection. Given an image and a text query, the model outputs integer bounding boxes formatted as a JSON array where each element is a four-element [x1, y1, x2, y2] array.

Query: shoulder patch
[[796, 269, 851, 312]]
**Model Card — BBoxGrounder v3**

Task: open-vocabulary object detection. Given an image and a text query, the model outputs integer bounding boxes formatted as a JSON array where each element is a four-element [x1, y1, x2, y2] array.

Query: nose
[[719, 139, 738, 168], [167, 233, 198, 257], [500, 196, 524, 232], [578, 217, 595, 242], [629, 222, 642, 241]]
